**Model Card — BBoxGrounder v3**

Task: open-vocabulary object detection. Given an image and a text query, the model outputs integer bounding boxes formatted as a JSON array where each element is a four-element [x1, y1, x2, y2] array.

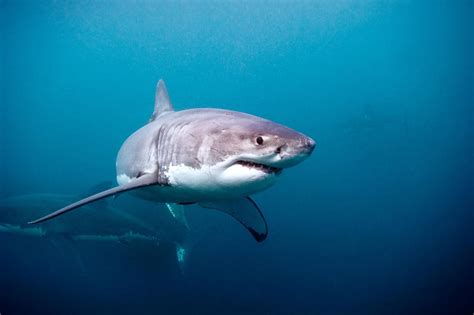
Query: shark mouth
[[235, 160, 282, 175]]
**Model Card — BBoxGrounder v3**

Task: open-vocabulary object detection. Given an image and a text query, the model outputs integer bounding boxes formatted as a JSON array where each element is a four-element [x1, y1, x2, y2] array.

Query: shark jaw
[[162, 155, 283, 203], [222, 146, 314, 177], [233, 160, 282, 175], [163, 149, 314, 203]]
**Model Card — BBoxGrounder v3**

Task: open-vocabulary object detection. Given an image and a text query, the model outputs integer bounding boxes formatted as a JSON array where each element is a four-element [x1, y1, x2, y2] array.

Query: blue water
[[1, 1, 473, 314]]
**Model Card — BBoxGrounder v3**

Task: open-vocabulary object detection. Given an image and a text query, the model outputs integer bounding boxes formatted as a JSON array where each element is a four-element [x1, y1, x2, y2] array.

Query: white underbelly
[[117, 160, 279, 203]]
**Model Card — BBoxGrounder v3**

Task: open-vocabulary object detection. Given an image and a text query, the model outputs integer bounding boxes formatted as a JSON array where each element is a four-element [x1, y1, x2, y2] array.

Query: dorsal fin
[[149, 79, 173, 122]]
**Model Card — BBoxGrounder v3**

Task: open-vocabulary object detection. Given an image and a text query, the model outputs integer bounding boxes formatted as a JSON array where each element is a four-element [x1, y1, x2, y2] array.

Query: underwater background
[[1, 1, 472, 314]]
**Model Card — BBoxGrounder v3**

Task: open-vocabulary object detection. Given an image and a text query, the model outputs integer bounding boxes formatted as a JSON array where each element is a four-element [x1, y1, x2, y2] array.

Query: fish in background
[[0, 182, 192, 273]]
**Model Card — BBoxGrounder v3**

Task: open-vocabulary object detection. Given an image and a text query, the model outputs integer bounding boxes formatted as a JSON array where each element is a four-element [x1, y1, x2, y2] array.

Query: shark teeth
[[236, 160, 282, 174]]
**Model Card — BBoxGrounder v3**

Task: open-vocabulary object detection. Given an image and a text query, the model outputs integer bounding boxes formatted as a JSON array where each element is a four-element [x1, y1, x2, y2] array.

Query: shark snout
[[303, 136, 316, 154], [290, 134, 316, 155], [271, 135, 315, 168]]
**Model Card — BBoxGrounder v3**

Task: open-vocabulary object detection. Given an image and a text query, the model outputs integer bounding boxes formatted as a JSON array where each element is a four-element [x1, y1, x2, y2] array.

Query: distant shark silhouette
[[1, 184, 190, 272], [29, 80, 316, 242]]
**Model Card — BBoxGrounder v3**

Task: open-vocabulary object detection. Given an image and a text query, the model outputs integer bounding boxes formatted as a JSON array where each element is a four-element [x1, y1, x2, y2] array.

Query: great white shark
[[29, 80, 316, 242]]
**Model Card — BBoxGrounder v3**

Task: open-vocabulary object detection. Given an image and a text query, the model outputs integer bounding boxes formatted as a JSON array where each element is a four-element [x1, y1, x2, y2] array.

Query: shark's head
[[212, 111, 315, 189], [163, 109, 316, 199]]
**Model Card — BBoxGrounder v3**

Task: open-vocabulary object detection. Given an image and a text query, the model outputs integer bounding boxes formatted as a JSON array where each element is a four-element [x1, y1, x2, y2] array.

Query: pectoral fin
[[28, 174, 158, 224], [78, 181, 114, 209], [199, 197, 268, 242], [166, 203, 189, 229]]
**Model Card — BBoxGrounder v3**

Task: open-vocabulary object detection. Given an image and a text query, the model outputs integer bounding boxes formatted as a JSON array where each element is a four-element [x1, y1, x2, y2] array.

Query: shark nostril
[[275, 144, 288, 154]]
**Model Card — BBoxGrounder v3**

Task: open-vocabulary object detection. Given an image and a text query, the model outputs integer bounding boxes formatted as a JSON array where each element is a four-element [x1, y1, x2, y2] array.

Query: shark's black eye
[[256, 136, 264, 145]]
